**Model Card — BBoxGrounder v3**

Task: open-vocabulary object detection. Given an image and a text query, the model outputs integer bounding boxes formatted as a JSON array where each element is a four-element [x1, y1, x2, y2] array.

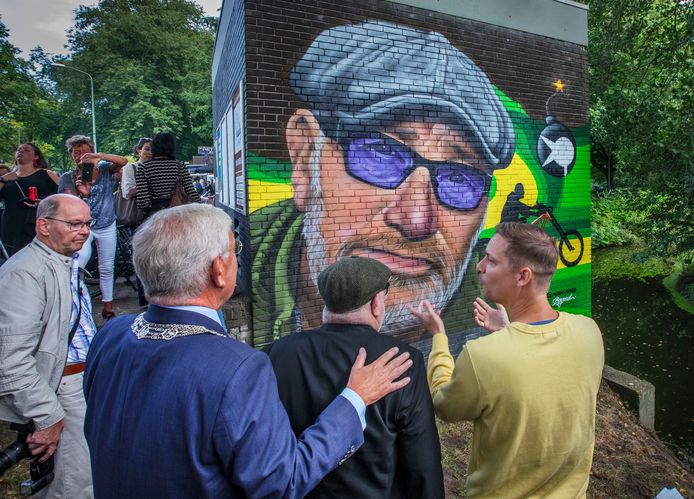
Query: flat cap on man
[[318, 256, 391, 314]]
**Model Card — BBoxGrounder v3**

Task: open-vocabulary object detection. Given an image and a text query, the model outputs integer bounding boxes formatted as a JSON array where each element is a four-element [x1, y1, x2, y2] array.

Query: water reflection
[[592, 266, 694, 459]]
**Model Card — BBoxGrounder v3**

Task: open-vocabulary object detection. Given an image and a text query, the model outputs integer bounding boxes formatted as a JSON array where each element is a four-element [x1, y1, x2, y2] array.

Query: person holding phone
[[0, 143, 59, 256], [58, 135, 128, 320]]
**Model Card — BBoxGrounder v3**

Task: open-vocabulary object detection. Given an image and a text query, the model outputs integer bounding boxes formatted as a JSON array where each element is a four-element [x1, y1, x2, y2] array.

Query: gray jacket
[[0, 239, 73, 429]]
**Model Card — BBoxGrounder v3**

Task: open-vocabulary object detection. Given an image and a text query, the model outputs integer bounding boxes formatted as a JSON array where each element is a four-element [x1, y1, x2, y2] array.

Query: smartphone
[[81, 162, 94, 183]]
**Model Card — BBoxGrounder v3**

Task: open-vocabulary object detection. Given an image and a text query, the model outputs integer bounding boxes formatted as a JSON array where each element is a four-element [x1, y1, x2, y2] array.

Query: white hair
[[133, 204, 232, 302], [301, 131, 329, 285]]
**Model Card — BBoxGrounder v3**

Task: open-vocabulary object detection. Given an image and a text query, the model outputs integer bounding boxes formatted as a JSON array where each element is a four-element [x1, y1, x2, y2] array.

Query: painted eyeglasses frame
[[335, 128, 492, 212]]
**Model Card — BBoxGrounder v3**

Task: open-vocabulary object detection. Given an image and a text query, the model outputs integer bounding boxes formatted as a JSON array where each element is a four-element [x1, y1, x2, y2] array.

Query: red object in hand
[[28, 186, 38, 201]]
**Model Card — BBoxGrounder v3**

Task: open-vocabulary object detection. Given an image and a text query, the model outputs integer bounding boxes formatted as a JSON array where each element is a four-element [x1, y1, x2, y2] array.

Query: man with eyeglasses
[[267, 256, 444, 498], [0, 193, 96, 497], [83, 205, 414, 498], [252, 21, 515, 347]]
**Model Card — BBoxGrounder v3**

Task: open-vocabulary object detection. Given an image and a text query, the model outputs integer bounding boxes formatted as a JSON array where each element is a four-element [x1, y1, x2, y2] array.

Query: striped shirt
[[135, 158, 200, 210], [67, 254, 97, 364]]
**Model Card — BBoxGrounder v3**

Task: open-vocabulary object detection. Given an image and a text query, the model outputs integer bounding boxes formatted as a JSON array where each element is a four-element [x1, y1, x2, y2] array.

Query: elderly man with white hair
[[83, 204, 413, 498], [0, 193, 95, 498]]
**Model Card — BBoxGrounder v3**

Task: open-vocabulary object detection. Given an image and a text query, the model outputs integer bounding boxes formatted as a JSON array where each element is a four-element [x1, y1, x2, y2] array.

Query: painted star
[[554, 80, 565, 92]]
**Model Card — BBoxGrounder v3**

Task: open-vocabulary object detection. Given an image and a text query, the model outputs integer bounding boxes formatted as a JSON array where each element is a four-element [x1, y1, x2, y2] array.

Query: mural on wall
[[247, 19, 591, 349]]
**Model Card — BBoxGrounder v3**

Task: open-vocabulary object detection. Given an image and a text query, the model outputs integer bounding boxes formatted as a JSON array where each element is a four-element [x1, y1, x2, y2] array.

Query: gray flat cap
[[318, 256, 391, 314], [289, 21, 515, 169]]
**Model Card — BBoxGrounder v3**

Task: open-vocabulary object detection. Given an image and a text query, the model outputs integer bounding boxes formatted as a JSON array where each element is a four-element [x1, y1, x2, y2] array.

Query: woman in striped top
[[135, 132, 200, 215]]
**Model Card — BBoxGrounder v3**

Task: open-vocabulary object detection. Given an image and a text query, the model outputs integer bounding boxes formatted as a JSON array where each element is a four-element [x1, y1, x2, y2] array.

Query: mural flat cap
[[289, 20, 515, 169], [318, 256, 392, 314]]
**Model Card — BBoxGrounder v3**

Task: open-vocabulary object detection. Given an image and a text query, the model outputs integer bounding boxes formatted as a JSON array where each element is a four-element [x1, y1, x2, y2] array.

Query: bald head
[[36, 194, 91, 256]]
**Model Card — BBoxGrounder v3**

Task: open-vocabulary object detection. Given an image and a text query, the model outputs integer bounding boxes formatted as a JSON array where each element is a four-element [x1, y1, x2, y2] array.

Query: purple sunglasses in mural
[[341, 132, 491, 211]]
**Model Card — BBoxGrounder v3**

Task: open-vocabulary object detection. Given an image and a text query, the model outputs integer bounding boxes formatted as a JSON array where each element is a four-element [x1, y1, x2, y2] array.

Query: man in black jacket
[[267, 256, 444, 498]]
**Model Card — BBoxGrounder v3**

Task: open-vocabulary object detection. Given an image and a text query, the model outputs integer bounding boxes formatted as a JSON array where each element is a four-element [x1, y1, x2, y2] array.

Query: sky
[[0, 0, 222, 59]]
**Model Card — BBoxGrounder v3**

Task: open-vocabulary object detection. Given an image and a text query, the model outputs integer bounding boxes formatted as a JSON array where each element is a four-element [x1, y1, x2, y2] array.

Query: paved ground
[[90, 277, 142, 328]]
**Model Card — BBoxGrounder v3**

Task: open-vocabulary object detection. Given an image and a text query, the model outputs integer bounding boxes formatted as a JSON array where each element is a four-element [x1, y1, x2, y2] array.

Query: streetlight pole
[[52, 63, 98, 152]]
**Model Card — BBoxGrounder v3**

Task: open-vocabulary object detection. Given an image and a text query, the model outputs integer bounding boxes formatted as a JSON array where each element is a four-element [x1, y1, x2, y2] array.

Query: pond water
[[592, 250, 694, 460]]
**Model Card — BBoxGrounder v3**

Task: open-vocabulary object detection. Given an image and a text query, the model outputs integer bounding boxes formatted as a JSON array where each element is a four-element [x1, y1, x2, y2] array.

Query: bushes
[[591, 190, 642, 248], [592, 188, 693, 259]]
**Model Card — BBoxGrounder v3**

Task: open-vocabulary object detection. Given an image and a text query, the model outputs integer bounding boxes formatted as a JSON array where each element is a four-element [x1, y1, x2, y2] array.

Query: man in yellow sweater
[[409, 222, 604, 498]]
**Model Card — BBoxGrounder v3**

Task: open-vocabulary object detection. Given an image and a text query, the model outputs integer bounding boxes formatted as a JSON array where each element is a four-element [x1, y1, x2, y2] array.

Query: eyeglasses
[[234, 239, 243, 256], [44, 217, 95, 231], [383, 282, 390, 296], [340, 132, 491, 211]]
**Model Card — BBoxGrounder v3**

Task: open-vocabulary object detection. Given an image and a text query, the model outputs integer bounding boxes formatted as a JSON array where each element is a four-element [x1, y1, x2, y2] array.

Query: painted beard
[[301, 133, 483, 335]]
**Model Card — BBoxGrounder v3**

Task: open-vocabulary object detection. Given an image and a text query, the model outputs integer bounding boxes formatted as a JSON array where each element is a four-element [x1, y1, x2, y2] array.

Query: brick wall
[[214, 0, 590, 353]]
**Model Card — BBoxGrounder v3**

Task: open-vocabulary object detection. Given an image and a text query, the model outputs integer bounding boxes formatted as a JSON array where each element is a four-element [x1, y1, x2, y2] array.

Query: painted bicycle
[[527, 203, 585, 267]]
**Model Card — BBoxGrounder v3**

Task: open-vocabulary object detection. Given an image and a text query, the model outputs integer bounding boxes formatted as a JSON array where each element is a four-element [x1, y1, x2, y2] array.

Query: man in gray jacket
[[0, 193, 94, 497]]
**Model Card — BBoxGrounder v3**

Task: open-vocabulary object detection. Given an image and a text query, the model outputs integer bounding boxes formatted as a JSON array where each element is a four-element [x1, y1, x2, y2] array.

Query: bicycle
[[115, 225, 136, 289], [526, 203, 585, 267]]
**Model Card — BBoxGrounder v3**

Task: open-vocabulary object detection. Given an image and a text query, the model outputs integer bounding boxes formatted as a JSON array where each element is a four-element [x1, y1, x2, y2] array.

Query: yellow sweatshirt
[[428, 312, 604, 498]]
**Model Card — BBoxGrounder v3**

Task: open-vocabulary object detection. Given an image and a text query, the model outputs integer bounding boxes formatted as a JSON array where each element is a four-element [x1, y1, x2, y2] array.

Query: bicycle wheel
[[559, 229, 584, 267], [115, 226, 135, 283]]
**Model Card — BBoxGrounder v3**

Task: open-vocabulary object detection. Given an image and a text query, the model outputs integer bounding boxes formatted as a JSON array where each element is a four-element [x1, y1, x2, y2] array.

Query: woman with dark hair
[[135, 132, 200, 215], [121, 137, 152, 200], [0, 143, 59, 255]]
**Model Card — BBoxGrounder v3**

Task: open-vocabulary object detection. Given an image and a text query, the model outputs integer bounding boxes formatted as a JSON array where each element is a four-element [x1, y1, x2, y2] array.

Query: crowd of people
[[0, 132, 204, 307], [0, 189, 604, 498]]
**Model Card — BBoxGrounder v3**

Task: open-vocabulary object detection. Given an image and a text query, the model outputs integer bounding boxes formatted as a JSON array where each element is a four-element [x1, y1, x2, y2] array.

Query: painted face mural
[[247, 19, 591, 348]]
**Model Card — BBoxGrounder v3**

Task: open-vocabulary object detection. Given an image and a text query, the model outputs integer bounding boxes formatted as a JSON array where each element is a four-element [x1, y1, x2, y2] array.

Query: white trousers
[[35, 373, 93, 499], [78, 221, 116, 302]]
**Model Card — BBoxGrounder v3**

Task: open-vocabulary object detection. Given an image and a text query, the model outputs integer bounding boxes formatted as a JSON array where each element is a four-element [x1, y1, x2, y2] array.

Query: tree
[[0, 17, 48, 163], [50, 0, 216, 160], [589, 0, 693, 256], [589, 0, 694, 193]]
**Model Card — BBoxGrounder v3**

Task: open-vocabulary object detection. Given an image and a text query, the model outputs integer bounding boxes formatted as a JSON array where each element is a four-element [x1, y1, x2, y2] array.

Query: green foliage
[[589, 0, 694, 257], [592, 243, 669, 281], [662, 263, 694, 314], [590, 0, 694, 187], [49, 0, 216, 161], [592, 187, 694, 258], [0, 17, 48, 163], [591, 191, 641, 247], [592, 185, 694, 313]]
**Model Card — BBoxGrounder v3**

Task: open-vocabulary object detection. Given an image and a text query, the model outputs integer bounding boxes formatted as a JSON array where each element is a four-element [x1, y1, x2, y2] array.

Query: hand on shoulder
[[346, 347, 412, 406]]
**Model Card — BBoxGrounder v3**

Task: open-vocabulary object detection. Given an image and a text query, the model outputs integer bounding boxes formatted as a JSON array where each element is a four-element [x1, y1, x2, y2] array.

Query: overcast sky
[[0, 0, 222, 59]]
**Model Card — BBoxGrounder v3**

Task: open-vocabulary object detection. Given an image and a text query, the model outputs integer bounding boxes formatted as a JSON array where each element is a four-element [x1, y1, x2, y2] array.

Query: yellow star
[[554, 80, 565, 92]]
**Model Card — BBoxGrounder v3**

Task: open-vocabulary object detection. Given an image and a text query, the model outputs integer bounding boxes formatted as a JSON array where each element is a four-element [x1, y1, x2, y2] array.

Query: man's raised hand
[[473, 297, 510, 332], [407, 300, 445, 337]]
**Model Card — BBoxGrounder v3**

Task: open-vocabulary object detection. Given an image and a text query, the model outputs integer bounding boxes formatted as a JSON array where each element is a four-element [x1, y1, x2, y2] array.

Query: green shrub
[[591, 190, 641, 248]]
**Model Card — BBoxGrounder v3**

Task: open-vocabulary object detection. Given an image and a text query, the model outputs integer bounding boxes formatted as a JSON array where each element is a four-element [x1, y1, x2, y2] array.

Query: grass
[[663, 263, 694, 315], [0, 447, 29, 498]]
